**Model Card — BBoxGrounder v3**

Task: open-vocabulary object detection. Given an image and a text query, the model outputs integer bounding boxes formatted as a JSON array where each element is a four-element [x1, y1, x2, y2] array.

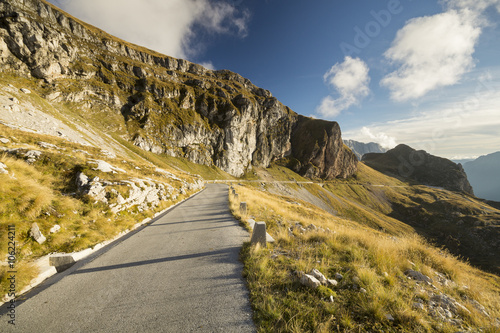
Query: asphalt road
[[0, 184, 255, 332]]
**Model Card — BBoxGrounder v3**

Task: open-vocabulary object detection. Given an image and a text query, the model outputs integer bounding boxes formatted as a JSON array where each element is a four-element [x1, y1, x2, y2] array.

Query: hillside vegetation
[[0, 120, 206, 297], [229, 164, 500, 332]]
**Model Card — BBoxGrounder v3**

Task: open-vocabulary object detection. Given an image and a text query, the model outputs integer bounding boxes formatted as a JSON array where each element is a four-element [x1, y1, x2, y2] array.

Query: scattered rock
[[49, 225, 61, 234], [89, 160, 126, 173], [329, 295, 334, 303], [20, 88, 31, 94], [385, 314, 394, 321], [360, 288, 367, 294], [24, 150, 42, 163], [335, 273, 343, 280], [307, 224, 318, 231], [300, 274, 321, 289], [413, 302, 425, 310], [73, 149, 90, 155], [0, 138, 11, 144], [327, 279, 338, 287], [9, 97, 19, 104], [470, 299, 489, 317], [434, 272, 454, 287], [30, 223, 46, 244], [405, 270, 433, 284], [46, 91, 61, 101], [428, 293, 471, 324], [310, 269, 328, 285], [0, 162, 8, 174], [38, 141, 60, 150]]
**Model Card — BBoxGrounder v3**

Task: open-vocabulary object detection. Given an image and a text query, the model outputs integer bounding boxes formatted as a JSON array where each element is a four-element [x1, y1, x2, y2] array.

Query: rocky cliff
[[363, 144, 474, 194], [0, 0, 356, 179]]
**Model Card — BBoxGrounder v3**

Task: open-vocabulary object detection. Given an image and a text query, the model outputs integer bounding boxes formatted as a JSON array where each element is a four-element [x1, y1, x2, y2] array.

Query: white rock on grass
[[24, 150, 42, 163], [30, 223, 46, 244], [89, 160, 126, 173], [300, 274, 321, 289], [327, 279, 338, 287], [310, 268, 328, 285], [49, 225, 61, 234], [0, 138, 10, 144], [0, 162, 8, 174], [38, 141, 60, 150], [20, 88, 31, 94], [76, 172, 89, 188]]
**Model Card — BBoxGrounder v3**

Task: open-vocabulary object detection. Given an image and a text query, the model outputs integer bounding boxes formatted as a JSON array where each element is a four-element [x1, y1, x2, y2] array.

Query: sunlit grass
[[231, 182, 500, 332], [0, 126, 202, 298]]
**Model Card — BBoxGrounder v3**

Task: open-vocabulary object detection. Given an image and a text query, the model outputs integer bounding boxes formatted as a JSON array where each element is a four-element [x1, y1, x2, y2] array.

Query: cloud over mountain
[[317, 56, 370, 117], [48, 0, 249, 59]]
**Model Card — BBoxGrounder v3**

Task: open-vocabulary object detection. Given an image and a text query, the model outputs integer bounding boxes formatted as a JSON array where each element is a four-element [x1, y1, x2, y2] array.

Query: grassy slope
[[0, 124, 207, 295], [229, 164, 500, 332]]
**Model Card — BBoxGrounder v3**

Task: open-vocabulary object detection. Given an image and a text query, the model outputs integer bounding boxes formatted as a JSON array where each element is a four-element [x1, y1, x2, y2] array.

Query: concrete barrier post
[[49, 254, 76, 272], [251, 222, 267, 247], [240, 202, 247, 216]]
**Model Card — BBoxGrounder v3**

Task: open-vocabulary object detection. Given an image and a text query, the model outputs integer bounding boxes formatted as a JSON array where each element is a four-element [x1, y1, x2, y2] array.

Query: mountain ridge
[[343, 139, 388, 160], [363, 144, 474, 194], [0, 0, 357, 179], [464, 151, 500, 201]]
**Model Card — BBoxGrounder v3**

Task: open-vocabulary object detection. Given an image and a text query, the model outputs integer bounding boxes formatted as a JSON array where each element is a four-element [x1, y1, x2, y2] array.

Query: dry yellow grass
[[0, 125, 202, 298], [231, 183, 500, 332]]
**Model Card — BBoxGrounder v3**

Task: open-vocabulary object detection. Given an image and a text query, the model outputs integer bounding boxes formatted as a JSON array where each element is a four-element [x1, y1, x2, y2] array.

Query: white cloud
[[381, 0, 500, 102], [344, 87, 500, 158], [49, 0, 249, 59], [381, 10, 481, 101], [443, 0, 500, 15], [317, 56, 370, 117], [360, 127, 397, 149], [199, 61, 216, 70]]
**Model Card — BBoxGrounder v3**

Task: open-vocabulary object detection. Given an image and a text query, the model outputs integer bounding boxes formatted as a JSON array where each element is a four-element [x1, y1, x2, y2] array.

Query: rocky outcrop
[[75, 171, 203, 213], [363, 144, 473, 194], [290, 116, 357, 179], [0, 0, 357, 179]]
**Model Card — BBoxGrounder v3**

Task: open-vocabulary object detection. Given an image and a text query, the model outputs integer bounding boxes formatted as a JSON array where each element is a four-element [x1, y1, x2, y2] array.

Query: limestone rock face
[[0, 0, 357, 179]]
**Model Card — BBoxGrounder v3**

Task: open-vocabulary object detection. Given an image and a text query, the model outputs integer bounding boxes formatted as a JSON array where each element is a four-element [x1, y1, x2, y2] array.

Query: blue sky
[[48, 0, 500, 159]]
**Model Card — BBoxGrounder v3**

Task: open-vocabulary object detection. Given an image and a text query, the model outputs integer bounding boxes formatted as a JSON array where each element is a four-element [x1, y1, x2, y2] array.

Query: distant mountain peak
[[343, 139, 388, 160], [463, 151, 500, 201], [362, 144, 474, 194]]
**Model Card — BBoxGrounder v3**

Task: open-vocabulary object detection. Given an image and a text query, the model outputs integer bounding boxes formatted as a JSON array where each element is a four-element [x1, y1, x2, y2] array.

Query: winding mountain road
[[0, 184, 255, 332]]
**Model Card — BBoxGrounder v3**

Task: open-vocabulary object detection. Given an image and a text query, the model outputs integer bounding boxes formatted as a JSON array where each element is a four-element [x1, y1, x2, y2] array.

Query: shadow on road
[[71, 246, 242, 275]]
